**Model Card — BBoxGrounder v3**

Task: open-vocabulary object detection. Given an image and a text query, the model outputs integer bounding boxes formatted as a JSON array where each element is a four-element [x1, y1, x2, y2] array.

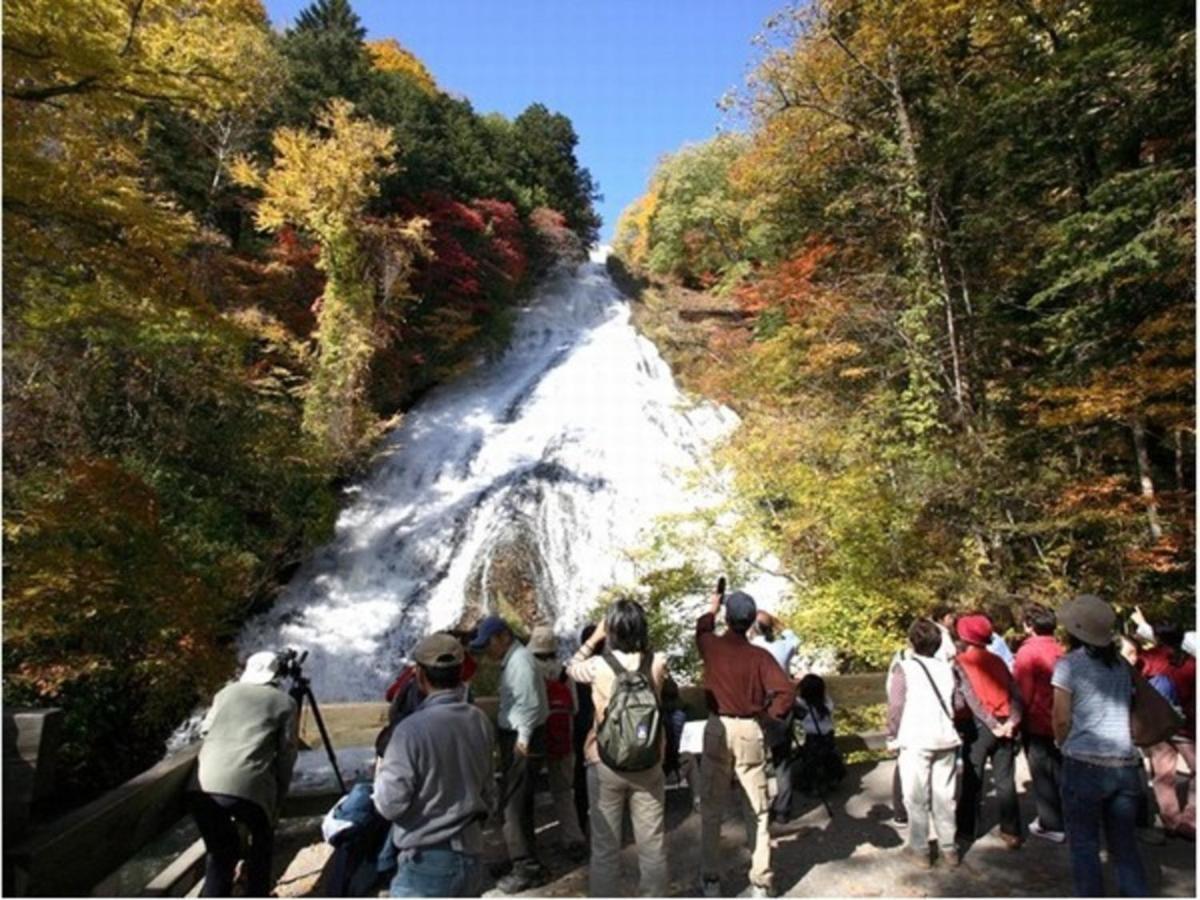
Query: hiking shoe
[[496, 860, 548, 894], [1029, 820, 1066, 844], [1000, 832, 1023, 850], [488, 859, 513, 879], [701, 876, 722, 897]]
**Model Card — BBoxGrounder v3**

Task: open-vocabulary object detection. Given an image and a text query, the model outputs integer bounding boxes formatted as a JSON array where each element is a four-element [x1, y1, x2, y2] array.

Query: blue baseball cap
[[725, 591, 757, 627], [469, 615, 511, 652]]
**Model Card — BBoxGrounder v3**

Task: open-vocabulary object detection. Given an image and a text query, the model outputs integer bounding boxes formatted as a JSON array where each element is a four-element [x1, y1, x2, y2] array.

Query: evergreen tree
[[277, 0, 373, 125]]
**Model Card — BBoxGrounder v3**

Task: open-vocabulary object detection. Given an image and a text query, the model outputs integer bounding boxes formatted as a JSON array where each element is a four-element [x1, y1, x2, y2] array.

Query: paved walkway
[[277, 757, 1195, 897]]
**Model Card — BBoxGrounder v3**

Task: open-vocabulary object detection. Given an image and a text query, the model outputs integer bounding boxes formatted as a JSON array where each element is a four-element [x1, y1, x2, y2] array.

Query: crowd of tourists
[[186, 585, 1195, 898]]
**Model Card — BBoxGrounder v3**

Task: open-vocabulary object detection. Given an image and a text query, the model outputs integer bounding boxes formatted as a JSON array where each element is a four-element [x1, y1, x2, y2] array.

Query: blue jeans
[[389, 847, 483, 898], [1061, 757, 1148, 897]]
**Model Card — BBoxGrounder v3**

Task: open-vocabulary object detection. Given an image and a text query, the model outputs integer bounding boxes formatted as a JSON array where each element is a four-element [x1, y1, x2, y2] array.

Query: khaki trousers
[[587, 760, 668, 897], [898, 746, 958, 853], [700, 715, 773, 889], [547, 752, 586, 846]]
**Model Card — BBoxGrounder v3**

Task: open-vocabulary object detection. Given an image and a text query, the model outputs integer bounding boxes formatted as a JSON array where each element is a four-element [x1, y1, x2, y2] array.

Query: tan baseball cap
[[528, 625, 558, 656], [412, 633, 465, 668]]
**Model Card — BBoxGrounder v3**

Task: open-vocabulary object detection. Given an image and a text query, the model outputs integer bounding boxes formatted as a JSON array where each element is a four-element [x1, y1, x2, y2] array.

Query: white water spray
[[237, 253, 789, 703]]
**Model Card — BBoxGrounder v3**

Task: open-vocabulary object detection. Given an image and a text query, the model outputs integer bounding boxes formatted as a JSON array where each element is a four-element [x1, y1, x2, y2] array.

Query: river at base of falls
[[236, 252, 791, 705]]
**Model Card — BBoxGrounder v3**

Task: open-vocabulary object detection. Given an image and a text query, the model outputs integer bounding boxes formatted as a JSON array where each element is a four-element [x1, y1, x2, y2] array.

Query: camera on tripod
[[277, 647, 308, 682]]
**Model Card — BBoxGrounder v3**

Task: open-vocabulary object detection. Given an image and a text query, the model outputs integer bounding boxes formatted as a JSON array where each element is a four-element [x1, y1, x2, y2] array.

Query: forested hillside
[[613, 0, 1195, 668], [3, 0, 598, 799]]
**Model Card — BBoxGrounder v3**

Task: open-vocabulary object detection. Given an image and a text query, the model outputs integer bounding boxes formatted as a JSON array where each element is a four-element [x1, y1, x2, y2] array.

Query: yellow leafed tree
[[366, 38, 438, 95]]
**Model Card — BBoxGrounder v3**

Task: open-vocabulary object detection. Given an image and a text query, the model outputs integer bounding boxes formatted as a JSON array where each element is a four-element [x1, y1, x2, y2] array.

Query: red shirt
[[384, 655, 477, 701], [956, 645, 1015, 721], [696, 613, 793, 719], [1013, 634, 1063, 737], [1141, 645, 1196, 739]]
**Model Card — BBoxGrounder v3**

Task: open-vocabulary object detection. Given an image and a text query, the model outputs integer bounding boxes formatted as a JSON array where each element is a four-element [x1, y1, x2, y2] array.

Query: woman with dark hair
[[1052, 594, 1148, 896], [567, 599, 668, 896]]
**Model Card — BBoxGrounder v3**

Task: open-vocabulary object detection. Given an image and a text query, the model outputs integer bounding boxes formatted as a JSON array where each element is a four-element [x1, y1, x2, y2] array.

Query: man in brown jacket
[[697, 588, 794, 898]]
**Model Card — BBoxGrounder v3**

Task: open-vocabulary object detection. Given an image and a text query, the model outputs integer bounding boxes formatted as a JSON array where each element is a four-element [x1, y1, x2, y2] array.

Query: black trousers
[[498, 726, 546, 864], [770, 737, 795, 819], [1024, 733, 1064, 833], [187, 792, 274, 897], [957, 718, 1021, 841]]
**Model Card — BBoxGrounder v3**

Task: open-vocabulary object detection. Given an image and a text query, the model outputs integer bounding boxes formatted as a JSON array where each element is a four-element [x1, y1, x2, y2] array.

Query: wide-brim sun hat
[[241, 650, 281, 685], [1057, 594, 1116, 647]]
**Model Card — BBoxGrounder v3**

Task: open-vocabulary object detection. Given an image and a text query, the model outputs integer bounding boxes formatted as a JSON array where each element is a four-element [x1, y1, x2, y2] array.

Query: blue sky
[[263, 0, 785, 241]]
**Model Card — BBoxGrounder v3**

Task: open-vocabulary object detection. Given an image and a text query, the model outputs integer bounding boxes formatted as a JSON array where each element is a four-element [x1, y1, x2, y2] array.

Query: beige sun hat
[[240, 651, 281, 685], [528, 625, 558, 656], [1057, 594, 1116, 647]]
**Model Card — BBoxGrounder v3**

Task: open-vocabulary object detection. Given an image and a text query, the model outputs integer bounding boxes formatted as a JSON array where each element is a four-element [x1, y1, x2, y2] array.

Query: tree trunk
[[1130, 415, 1163, 541]]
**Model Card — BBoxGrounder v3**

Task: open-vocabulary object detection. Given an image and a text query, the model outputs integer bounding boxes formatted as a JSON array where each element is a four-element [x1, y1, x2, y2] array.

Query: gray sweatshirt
[[196, 682, 298, 819], [374, 690, 496, 853]]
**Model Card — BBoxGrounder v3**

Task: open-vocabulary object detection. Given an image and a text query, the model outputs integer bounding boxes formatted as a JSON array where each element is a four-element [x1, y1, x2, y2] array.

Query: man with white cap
[[375, 633, 495, 897], [188, 650, 299, 897]]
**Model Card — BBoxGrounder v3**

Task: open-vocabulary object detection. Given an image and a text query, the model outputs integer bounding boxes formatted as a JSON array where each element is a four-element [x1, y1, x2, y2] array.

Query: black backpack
[[596, 650, 662, 772]]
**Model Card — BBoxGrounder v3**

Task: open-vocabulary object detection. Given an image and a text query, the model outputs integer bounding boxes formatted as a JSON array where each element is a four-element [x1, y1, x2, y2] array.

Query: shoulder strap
[[602, 649, 628, 677], [913, 657, 954, 723], [637, 651, 653, 679]]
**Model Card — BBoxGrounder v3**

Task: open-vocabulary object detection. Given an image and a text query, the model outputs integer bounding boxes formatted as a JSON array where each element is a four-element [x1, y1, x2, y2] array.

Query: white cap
[[240, 651, 281, 685], [1183, 631, 1196, 658]]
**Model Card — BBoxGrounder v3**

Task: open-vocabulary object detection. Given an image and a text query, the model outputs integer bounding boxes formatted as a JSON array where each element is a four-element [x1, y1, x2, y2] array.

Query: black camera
[[277, 647, 308, 681]]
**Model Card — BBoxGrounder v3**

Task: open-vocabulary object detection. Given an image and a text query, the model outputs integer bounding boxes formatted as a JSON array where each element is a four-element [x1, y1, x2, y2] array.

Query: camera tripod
[[285, 654, 347, 795]]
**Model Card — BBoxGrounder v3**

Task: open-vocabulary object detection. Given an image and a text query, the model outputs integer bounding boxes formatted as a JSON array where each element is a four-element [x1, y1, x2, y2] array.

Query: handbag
[[1128, 662, 1184, 747]]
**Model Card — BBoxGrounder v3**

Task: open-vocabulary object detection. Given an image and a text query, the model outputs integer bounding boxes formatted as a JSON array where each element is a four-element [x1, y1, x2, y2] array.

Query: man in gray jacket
[[375, 633, 495, 897], [470, 616, 549, 893], [190, 650, 299, 897]]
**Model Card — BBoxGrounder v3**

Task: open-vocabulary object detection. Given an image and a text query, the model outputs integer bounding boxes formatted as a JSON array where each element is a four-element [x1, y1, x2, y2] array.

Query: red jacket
[[1013, 635, 1063, 737], [1141, 645, 1196, 739]]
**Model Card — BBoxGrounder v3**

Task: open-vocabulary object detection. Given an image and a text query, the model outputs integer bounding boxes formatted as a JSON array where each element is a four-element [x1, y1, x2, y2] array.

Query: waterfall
[[236, 252, 788, 703]]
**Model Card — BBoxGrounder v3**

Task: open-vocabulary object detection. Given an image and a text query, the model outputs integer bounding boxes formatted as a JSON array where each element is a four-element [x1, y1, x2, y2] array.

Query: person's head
[[755, 611, 775, 643], [798, 673, 828, 715], [469, 615, 514, 661], [1153, 621, 1184, 651], [908, 619, 943, 658], [412, 633, 465, 694], [930, 604, 956, 629], [1058, 594, 1118, 666], [605, 598, 650, 654], [528, 625, 558, 660], [580, 622, 604, 655], [241, 650, 283, 686], [986, 604, 1015, 635], [1022, 604, 1056, 637], [725, 591, 757, 636], [956, 614, 993, 647]]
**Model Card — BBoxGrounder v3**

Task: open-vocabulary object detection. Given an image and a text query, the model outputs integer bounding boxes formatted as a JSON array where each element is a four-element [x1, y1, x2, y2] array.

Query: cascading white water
[[237, 251, 788, 703]]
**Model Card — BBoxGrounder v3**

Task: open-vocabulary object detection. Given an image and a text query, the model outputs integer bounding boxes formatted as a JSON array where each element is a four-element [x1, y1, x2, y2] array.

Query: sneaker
[[740, 884, 773, 898], [1029, 820, 1066, 844], [1000, 832, 1023, 850], [701, 876, 722, 897], [488, 860, 513, 879], [893, 814, 909, 828], [940, 846, 962, 867]]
